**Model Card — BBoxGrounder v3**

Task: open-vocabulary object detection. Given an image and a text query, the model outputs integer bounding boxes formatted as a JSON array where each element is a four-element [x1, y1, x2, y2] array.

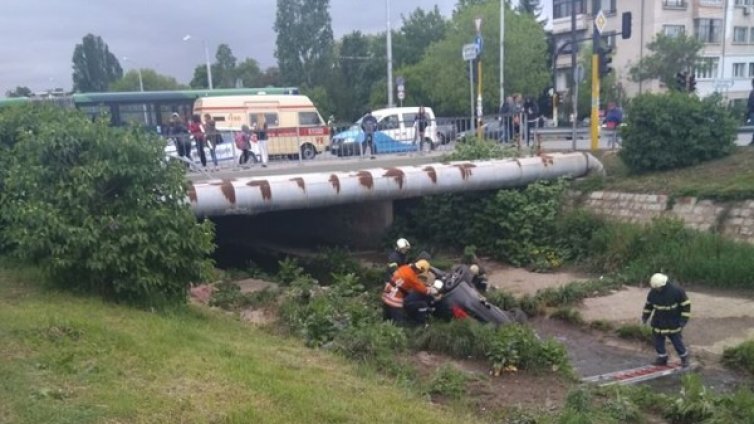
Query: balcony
[[663, 0, 688, 9]]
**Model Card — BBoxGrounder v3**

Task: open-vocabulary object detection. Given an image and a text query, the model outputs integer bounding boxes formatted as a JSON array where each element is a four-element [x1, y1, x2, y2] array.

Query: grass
[[0, 265, 477, 424], [575, 147, 754, 201], [722, 340, 754, 376]]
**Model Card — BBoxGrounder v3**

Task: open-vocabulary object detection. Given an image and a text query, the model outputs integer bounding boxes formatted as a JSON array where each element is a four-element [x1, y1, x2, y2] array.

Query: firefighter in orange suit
[[382, 259, 437, 325]]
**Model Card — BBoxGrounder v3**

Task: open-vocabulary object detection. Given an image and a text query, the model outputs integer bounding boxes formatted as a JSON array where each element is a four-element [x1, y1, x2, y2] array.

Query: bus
[[0, 87, 300, 131]]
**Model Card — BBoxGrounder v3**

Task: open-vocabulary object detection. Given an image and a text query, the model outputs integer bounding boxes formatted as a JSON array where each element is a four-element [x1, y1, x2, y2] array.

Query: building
[[551, 0, 754, 107]]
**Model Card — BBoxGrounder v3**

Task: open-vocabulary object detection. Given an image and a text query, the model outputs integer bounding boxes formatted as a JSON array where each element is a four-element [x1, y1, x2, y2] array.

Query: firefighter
[[386, 238, 411, 279], [642, 273, 691, 367], [382, 259, 437, 325]]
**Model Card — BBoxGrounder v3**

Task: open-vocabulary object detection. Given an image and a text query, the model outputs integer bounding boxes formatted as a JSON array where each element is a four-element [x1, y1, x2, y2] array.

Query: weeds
[[550, 308, 585, 326], [615, 324, 654, 345], [426, 365, 470, 399], [722, 340, 754, 376], [209, 281, 279, 311], [589, 320, 614, 332]]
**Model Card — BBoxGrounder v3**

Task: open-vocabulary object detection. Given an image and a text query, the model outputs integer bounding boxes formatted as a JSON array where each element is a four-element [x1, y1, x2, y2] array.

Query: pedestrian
[[747, 78, 754, 146], [511, 94, 524, 144], [523, 96, 539, 147], [236, 125, 254, 166], [361, 110, 378, 159], [604, 102, 624, 149], [188, 114, 207, 168], [327, 114, 336, 143], [167, 112, 191, 167], [414, 106, 429, 151], [641, 273, 691, 368], [382, 259, 437, 326], [499, 96, 514, 142], [203, 113, 220, 170], [387, 238, 412, 280], [255, 121, 269, 168]]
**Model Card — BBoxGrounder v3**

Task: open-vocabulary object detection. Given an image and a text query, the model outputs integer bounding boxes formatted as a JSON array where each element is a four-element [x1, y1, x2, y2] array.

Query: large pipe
[[188, 152, 604, 218]]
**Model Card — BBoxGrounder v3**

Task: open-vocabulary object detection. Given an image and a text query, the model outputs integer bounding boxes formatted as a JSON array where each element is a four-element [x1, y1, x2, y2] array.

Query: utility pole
[[386, 0, 394, 108], [570, 0, 578, 150], [591, 15, 601, 151], [499, 0, 504, 106], [476, 17, 483, 138]]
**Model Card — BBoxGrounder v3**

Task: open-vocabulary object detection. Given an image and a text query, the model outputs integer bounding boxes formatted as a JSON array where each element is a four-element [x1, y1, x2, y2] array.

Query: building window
[[733, 27, 748, 43], [733, 63, 746, 78], [694, 19, 723, 43], [695, 57, 720, 79], [751, 27, 754, 43], [734, 0, 754, 5], [554, 0, 585, 19], [598, 0, 616, 13], [663, 25, 686, 37], [663, 0, 687, 8], [699, 0, 722, 4], [749, 63, 754, 77]]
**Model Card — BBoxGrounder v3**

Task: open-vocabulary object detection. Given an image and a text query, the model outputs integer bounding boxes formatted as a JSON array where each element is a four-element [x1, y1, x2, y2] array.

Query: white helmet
[[469, 264, 480, 276], [396, 238, 411, 252], [650, 273, 668, 289]]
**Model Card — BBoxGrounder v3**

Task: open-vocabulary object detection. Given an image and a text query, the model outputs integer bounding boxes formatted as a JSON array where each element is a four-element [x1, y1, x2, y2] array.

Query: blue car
[[329, 125, 419, 157]]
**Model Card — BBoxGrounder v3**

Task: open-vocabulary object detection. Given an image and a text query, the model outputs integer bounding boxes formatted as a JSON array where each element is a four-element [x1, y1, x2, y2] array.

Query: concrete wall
[[573, 190, 754, 244]]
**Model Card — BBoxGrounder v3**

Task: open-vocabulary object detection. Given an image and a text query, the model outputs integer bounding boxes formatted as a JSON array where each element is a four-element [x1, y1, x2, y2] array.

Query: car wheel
[[300, 143, 316, 160]]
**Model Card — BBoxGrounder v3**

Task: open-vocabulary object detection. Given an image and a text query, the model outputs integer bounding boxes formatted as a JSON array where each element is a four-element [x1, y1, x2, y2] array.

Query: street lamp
[[183, 34, 213, 90], [385, 0, 394, 108], [122, 57, 144, 92]]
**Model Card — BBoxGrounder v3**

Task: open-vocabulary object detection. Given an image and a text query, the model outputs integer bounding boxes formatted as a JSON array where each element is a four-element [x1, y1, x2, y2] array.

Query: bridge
[[190, 152, 604, 247]]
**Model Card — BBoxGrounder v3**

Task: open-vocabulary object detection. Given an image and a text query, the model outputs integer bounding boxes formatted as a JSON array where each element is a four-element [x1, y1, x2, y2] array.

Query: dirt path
[[481, 261, 591, 296]]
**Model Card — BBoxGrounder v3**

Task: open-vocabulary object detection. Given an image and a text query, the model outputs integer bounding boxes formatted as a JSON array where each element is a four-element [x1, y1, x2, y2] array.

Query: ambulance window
[[250, 113, 278, 127], [298, 111, 322, 126]]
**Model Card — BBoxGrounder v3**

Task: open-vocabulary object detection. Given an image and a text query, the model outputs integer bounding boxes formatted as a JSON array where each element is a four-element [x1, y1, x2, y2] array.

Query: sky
[[0, 0, 552, 95]]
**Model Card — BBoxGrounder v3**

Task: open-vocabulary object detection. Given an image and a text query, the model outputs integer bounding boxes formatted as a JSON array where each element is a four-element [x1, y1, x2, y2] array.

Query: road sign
[[396, 76, 405, 87], [594, 10, 607, 34], [397, 90, 405, 101], [474, 35, 484, 54], [462, 43, 478, 61]]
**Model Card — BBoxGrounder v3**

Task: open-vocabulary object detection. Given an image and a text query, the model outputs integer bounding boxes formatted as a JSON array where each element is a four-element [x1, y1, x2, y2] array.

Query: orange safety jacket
[[382, 264, 430, 308]]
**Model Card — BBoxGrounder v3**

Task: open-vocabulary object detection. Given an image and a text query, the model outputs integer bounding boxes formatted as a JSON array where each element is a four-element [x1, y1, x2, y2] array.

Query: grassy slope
[[0, 267, 475, 424], [577, 147, 754, 200]]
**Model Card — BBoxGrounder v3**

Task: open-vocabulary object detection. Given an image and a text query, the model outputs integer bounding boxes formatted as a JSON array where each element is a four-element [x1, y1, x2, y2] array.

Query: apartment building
[[551, 0, 754, 105]]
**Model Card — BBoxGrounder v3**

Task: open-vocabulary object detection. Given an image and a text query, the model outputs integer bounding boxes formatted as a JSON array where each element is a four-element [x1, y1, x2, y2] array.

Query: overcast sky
[[0, 0, 551, 94]]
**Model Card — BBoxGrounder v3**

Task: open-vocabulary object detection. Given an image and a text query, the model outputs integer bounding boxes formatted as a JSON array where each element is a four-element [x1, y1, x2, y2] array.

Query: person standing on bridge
[[361, 110, 378, 159], [203, 114, 220, 171], [167, 113, 191, 167], [188, 114, 208, 169], [642, 273, 691, 368], [746, 78, 754, 146], [254, 121, 269, 168]]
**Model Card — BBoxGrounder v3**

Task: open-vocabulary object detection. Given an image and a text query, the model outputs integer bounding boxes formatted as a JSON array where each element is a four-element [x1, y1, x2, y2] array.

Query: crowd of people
[[165, 113, 270, 170]]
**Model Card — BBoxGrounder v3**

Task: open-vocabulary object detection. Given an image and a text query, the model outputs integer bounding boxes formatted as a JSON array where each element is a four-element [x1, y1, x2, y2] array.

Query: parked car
[[330, 106, 439, 156]]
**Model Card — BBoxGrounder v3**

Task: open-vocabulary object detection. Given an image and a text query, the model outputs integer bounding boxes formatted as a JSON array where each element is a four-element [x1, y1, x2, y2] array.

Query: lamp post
[[386, 0, 394, 107], [121, 56, 149, 125], [499, 0, 504, 106], [183, 34, 213, 90]]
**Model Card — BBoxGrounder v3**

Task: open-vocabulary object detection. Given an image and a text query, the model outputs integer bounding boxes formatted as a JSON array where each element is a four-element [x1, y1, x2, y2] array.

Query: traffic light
[[598, 46, 614, 78], [687, 74, 697, 92], [676, 72, 688, 91], [622, 12, 632, 39]]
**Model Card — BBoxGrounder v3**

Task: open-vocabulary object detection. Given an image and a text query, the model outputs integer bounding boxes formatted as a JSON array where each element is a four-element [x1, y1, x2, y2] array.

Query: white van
[[371, 106, 438, 145]]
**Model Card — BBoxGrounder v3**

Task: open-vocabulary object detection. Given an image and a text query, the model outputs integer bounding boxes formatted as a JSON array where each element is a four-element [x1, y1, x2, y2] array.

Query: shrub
[[333, 322, 407, 362], [615, 324, 654, 345], [550, 308, 585, 326], [664, 374, 715, 424], [722, 340, 754, 376], [426, 365, 470, 399], [209, 282, 279, 311], [0, 105, 214, 305], [446, 137, 518, 161], [620, 92, 737, 173]]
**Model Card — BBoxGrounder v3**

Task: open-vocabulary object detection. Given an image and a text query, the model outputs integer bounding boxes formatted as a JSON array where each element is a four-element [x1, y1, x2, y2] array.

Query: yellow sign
[[595, 11, 607, 34]]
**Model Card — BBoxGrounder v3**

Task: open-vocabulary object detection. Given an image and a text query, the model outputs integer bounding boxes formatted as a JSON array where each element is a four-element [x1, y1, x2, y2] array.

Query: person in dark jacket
[[641, 273, 691, 367], [361, 111, 378, 159], [167, 113, 191, 167], [747, 78, 754, 145], [386, 238, 412, 280]]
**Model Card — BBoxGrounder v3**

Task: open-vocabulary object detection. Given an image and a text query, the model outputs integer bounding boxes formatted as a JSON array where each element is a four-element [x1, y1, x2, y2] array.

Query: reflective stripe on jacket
[[382, 264, 429, 309], [642, 282, 691, 334]]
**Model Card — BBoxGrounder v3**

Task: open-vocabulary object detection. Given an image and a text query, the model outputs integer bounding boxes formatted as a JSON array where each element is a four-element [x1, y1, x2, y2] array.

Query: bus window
[[298, 111, 322, 126], [79, 104, 111, 123], [250, 113, 279, 127], [119, 103, 155, 127]]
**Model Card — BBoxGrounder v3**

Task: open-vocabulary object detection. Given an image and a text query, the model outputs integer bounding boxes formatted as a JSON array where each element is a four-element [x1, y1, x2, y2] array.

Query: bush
[[209, 282, 279, 311], [550, 308, 585, 326], [445, 137, 519, 161], [722, 340, 754, 376], [426, 365, 470, 399], [620, 92, 737, 174], [615, 324, 654, 345], [0, 105, 214, 305], [333, 322, 407, 363]]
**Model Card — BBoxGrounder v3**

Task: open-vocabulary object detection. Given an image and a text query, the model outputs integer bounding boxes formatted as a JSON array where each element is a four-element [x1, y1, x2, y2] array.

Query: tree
[[72, 34, 123, 92], [0, 104, 214, 305], [214, 44, 238, 88], [575, 45, 625, 119], [329, 31, 378, 121], [5, 86, 33, 98], [395, 7, 449, 67], [260, 67, 282, 87], [110, 69, 187, 92], [517, 0, 546, 26], [235, 58, 263, 88], [274, 0, 335, 87], [189, 65, 211, 89], [629, 33, 704, 90]]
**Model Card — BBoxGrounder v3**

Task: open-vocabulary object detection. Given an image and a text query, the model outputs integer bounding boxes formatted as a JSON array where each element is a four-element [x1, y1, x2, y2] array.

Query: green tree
[[5, 86, 33, 97], [260, 67, 282, 87], [0, 104, 214, 305], [575, 45, 625, 119], [235, 58, 263, 88], [214, 44, 238, 88], [630, 33, 704, 90], [518, 0, 546, 26], [384, 1, 549, 116], [395, 7, 449, 67], [72, 34, 123, 92], [274, 0, 334, 87], [330, 31, 377, 121], [109, 69, 187, 92]]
